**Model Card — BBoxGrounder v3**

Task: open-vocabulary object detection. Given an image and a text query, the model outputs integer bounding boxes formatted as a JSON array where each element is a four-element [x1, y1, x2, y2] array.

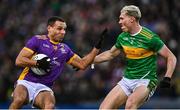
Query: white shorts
[[117, 77, 156, 99], [16, 80, 54, 105]]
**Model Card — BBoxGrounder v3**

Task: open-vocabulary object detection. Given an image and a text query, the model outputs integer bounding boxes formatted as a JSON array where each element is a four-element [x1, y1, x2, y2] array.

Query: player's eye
[[57, 27, 63, 30]]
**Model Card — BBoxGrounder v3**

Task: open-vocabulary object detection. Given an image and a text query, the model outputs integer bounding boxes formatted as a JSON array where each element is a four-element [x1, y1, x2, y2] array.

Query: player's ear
[[130, 17, 135, 23], [47, 25, 51, 31]]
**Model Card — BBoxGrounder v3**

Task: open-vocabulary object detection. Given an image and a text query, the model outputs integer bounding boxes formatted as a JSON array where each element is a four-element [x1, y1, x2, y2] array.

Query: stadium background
[[0, 0, 179, 109]]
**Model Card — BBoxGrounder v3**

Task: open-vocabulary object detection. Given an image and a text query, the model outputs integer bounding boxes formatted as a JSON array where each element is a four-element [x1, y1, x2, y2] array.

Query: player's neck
[[47, 34, 60, 45], [129, 24, 142, 36]]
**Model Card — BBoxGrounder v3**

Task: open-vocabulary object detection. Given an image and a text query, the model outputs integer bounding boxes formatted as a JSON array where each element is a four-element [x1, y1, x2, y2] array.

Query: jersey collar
[[49, 39, 59, 45], [130, 26, 142, 36], [46, 35, 60, 45]]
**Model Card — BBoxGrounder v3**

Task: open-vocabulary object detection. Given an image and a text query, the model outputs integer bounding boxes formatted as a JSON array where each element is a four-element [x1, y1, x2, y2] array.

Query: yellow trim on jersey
[[23, 47, 34, 54], [67, 54, 78, 64], [140, 30, 153, 39], [18, 67, 30, 80], [50, 40, 59, 44], [122, 46, 154, 59]]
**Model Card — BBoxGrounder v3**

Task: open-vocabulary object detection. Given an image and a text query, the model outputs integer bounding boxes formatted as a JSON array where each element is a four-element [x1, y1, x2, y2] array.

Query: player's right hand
[[36, 57, 51, 72], [94, 28, 108, 49]]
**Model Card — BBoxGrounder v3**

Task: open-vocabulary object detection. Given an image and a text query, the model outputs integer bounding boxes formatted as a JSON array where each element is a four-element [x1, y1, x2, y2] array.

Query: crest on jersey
[[59, 44, 67, 54]]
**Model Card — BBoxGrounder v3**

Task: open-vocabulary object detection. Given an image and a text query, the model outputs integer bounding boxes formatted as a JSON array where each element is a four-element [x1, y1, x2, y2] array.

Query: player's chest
[[39, 43, 68, 59], [120, 37, 152, 58], [121, 36, 147, 48]]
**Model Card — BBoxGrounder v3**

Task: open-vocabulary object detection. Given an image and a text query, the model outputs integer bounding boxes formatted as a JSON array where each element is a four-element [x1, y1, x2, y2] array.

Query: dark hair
[[47, 16, 65, 26]]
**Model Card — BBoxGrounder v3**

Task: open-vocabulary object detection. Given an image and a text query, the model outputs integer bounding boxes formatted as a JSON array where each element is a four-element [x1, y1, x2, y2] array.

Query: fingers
[[102, 28, 108, 36], [100, 28, 108, 39], [94, 28, 108, 49]]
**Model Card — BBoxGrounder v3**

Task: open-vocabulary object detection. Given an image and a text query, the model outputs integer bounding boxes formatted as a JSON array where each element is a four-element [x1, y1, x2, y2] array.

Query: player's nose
[[60, 29, 66, 34], [119, 20, 122, 25]]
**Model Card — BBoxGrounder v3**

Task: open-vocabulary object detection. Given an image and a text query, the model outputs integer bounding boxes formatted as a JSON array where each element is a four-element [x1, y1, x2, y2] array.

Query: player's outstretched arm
[[93, 45, 121, 64], [158, 44, 177, 88], [70, 48, 99, 70], [70, 28, 108, 70]]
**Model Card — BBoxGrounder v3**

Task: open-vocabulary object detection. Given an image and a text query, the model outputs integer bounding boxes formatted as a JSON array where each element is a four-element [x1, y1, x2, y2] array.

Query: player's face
[[48, 21, 67, 42], [118, 12, 133, 32]]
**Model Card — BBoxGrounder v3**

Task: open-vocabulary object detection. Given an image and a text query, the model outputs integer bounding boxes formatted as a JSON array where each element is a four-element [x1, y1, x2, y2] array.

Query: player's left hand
[[159, 77, 171, 88], [36, 57, 51, 72], [94, 28, 108, 49]]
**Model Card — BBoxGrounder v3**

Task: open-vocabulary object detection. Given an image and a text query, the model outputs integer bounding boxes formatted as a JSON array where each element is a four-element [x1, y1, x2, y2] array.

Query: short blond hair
[[121, 5, 141, 21]]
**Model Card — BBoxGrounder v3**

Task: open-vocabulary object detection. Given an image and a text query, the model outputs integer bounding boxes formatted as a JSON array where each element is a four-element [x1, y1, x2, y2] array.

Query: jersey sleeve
[[64, 44, 75, 63], [149, 34, 164, 52], [115, 34, 123, 49], [25, 36, 40, 53]]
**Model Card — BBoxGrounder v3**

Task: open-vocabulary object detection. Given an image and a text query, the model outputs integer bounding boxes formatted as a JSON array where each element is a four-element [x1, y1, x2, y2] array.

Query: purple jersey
[[18, 35, 76, 87]]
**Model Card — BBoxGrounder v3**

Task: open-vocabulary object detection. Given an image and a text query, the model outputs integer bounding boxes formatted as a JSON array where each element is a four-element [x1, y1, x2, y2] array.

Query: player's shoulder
[[120, 32, 129, 36], [59, 42, 70, 49], [140, 27, 158, 39], [117, 32, 129, 40], [34, 35, 48, 40], [142, 27, 154, 34], [59, 42, 72, 51]]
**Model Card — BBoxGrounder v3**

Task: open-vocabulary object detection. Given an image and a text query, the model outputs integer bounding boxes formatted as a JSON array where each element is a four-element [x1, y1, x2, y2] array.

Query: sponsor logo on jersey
[[43, 44, 50, 48]]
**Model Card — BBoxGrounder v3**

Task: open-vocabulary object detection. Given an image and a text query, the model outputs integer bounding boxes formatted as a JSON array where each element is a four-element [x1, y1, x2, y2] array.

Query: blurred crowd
[[0, 0, 179, 104]]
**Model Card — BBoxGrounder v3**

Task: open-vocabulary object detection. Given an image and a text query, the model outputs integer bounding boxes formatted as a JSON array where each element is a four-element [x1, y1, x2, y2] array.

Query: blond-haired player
[[94, 5, 177, 109]]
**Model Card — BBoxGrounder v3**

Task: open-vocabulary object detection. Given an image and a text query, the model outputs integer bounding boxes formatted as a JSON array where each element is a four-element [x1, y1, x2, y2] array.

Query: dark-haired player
[[9, 16, 107, 109]]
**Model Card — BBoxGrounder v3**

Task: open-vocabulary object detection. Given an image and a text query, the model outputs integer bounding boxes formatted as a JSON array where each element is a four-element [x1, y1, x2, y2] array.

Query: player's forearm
[[94, 50, 114, 64], [80, 48, 100, 69], [165, 54, 177, 78], [16, 57, 37, 67]]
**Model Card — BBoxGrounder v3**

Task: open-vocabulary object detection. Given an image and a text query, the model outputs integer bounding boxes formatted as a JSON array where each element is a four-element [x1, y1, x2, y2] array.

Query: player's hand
[[94, 28, 108, 49], [160, 77, 171, 88], [36, 57, 51, 72]]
